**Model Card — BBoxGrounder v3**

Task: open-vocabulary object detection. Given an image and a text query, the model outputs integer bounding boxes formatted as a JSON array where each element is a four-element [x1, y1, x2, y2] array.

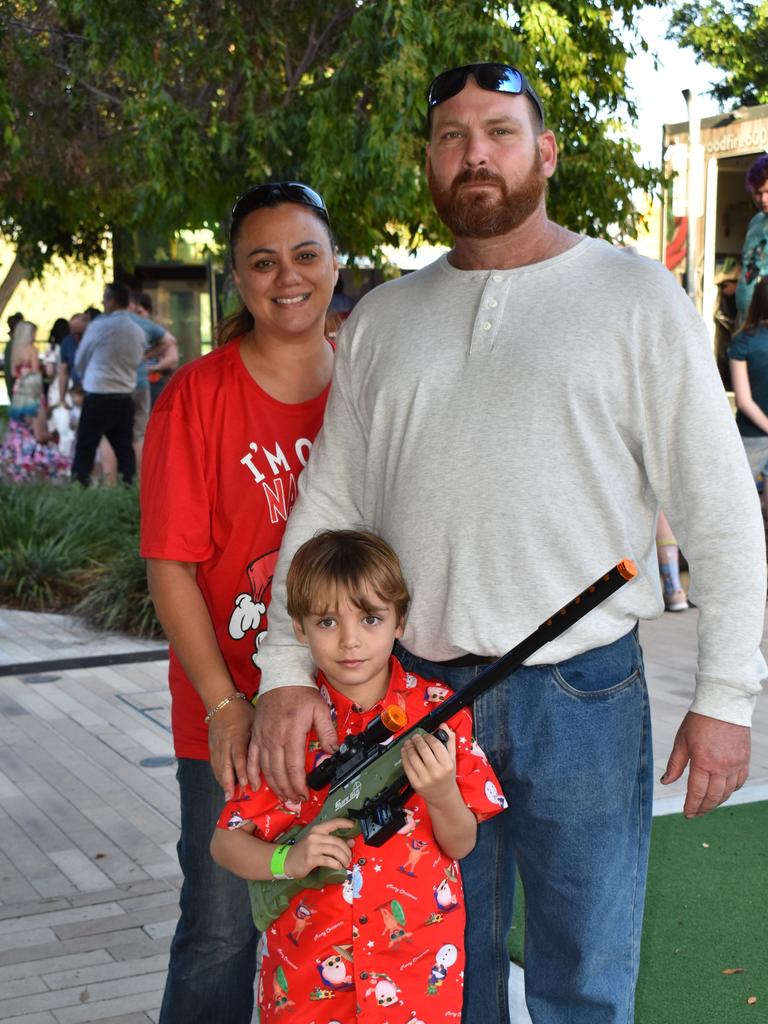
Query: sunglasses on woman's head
[[230, 182, 330, 240], [427, 63, 545, 126]]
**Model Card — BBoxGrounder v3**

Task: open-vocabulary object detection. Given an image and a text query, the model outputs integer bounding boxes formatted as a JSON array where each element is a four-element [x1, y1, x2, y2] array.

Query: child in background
[[656, 510, 688, 612], [211, 529, 507, 1023]]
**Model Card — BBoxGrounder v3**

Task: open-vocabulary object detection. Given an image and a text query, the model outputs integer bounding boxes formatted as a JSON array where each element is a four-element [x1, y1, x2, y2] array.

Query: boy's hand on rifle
[[285, 818, 356, 878], [401, 728, 459, 807]]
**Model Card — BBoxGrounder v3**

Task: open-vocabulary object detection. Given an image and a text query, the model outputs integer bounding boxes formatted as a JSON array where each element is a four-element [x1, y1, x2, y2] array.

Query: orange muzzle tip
[[381, 705, 408, 732], [617, 559, 638, 580]]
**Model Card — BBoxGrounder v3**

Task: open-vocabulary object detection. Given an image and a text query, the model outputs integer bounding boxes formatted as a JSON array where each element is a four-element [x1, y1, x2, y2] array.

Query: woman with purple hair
[[736, 153, 768, 324]]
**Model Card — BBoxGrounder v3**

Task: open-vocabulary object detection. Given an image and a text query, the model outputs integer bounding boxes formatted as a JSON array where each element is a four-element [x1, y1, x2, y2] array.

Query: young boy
[[211, 529, 507, 1022]]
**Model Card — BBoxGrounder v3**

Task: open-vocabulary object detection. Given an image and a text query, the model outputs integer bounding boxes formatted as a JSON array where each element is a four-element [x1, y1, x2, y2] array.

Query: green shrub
[[0, 482, 161, 637], [75, 541, 163, 638]]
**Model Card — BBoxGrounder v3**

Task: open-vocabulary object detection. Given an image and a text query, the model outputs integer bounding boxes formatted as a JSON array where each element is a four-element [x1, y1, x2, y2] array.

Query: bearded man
[[241, 65, 764, 1023]]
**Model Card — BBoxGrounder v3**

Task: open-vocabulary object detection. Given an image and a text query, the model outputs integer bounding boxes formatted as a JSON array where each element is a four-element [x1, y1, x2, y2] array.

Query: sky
[[624, 5, 724, 166]]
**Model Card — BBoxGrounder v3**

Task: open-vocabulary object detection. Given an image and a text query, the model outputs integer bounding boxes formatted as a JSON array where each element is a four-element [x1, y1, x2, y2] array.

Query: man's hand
[[661, 711, 751, 817], [208, 698, 256, 801], [248, 687, 338, 802]]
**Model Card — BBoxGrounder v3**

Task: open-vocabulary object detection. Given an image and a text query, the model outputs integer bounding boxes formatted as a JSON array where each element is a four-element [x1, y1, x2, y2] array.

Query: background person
[[43, 317, 69, 402], [140, 182, 338, 1024], [2, 319, 69, 482], [130, 291, 180, 406], [251, 63, 766, 1024], [3, 310, 23, 400], [713, 260, 740, 389], [656, 509, 688, 611], [212, 529, 506, 1022], [729, 274, 768, 520], [736, 154, 768, 326], [8, 320, 42, 422], [72, 282, 144, 486], [98, 293, 179, 484], [56, 312, 88, 406]]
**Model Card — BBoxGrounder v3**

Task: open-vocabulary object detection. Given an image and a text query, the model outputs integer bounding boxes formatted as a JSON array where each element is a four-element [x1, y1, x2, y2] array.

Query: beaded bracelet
[[203, 691, 248, 725]]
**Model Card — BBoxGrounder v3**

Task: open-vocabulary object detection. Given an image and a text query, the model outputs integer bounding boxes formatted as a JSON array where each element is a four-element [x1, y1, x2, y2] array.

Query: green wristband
[[270, 843, 294, 880]]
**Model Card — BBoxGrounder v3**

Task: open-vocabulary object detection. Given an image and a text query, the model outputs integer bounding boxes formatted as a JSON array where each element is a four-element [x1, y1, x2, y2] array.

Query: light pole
[[682, 89, 701, 305]]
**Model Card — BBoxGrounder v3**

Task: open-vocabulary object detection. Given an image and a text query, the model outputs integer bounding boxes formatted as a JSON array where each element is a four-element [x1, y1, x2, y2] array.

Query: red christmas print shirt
[[216, 656, 508, 1023]]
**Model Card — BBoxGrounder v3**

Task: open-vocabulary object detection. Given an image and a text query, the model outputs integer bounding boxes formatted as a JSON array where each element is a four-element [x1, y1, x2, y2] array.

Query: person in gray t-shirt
[[72, 281, 144, 485]]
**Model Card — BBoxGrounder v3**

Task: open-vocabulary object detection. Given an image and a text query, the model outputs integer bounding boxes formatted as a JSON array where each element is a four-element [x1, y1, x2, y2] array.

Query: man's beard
[[428, 149, 547, 238]]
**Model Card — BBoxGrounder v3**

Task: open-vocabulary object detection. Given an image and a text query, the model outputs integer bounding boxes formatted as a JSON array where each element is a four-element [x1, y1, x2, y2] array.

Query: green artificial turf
[[507, 801, 768, 1022]]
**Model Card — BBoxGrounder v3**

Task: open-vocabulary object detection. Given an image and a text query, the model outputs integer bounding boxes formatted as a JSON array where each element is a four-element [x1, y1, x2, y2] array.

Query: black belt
[[435, 653, 496, 668]]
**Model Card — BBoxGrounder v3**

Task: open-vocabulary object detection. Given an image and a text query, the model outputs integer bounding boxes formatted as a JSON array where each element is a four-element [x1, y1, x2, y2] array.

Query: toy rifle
[[249, 559, 637, 930]]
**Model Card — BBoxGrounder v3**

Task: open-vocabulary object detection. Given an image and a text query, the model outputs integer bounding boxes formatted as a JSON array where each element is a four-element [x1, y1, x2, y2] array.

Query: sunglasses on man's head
[[427, 63, 545, 126], [230, 182, 330, 239]]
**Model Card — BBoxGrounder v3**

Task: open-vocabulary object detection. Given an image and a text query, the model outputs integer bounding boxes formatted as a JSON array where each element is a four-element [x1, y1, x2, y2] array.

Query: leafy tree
[[668, 1, 768, 109], [0, 0, 662, 299]]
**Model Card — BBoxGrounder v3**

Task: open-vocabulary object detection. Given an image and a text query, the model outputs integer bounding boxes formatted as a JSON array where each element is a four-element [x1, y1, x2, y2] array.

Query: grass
[[636, 802, 767, 1022], [0, 482, 162, 637], [507, 802, 768, 1021]]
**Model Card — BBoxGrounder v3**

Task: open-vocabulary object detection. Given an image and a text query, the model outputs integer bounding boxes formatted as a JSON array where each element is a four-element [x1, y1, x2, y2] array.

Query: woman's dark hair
[[746, 154, 768, 193], [744, 277, 768, 333], [49, 317, 70, 346], [219, 183, 334, 345]]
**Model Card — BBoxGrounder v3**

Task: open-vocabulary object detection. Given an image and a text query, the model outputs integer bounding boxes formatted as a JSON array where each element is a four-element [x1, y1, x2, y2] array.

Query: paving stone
[[0, 816, 77, 901], [71, 1017, 155, 1024], [0, 927, 57, 955], [103, 937, 171, 964], [47, 852, 115, 894], [53, 991, 165, 1024], [42, 954, 168, 991], [0, 951, 112, 985], [54, 904, 178, 942], [0, 931, 149, 969], [0, 971, 165, 1018], [68, 881, 177, 913], [0, 904, 123, 938], [140, 921, 176, 941], [0, 848, 41, 906], [142, 864, 180, 883], [0, 975, 48, 1002], [0, 768, 22, 800], [0, 1012, 57, 1024], [114, 892, 178, 916]]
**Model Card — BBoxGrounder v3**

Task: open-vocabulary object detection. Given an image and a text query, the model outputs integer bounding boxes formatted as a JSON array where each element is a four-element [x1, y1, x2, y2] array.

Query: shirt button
[[357, 857, 367, 865], [492, 273, 502, 282], [487, 298, 498, 308], [360, 971, 369, 979], [482, 321, 492, 331], [359, 915, 368, 924]]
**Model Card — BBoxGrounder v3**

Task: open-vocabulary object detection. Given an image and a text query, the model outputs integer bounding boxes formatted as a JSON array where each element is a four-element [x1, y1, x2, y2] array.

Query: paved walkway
[[0, 605, 766, 1023]]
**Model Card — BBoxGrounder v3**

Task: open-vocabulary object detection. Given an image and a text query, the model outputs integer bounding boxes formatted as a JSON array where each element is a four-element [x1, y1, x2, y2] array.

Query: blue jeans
[[396, 627, 653, 1024], [159, 758, 258, 1024]]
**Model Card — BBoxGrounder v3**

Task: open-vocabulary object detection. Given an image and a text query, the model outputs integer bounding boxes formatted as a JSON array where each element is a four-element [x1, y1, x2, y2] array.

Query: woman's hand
[[207, 697, 257, 800], [284, 818, 355, 879], [401, 727, 459, 806]]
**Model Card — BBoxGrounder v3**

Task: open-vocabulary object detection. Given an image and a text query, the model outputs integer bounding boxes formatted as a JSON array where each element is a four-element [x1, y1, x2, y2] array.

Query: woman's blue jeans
[[159, 758, 259, 1024], [396, 626, 653, 1024]]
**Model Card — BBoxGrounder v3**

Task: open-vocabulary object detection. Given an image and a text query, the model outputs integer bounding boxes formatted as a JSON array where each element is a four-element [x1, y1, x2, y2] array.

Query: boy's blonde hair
[[286, 530, 410, 624]]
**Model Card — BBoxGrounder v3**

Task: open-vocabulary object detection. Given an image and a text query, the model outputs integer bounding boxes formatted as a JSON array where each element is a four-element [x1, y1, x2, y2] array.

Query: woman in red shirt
[[140, 183, 339, 1024]]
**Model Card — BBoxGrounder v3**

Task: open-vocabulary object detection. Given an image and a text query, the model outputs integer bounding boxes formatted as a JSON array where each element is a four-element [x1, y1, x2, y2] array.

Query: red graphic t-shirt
[[140, 339, 330, 759], [216, 657, 508, 1023]]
